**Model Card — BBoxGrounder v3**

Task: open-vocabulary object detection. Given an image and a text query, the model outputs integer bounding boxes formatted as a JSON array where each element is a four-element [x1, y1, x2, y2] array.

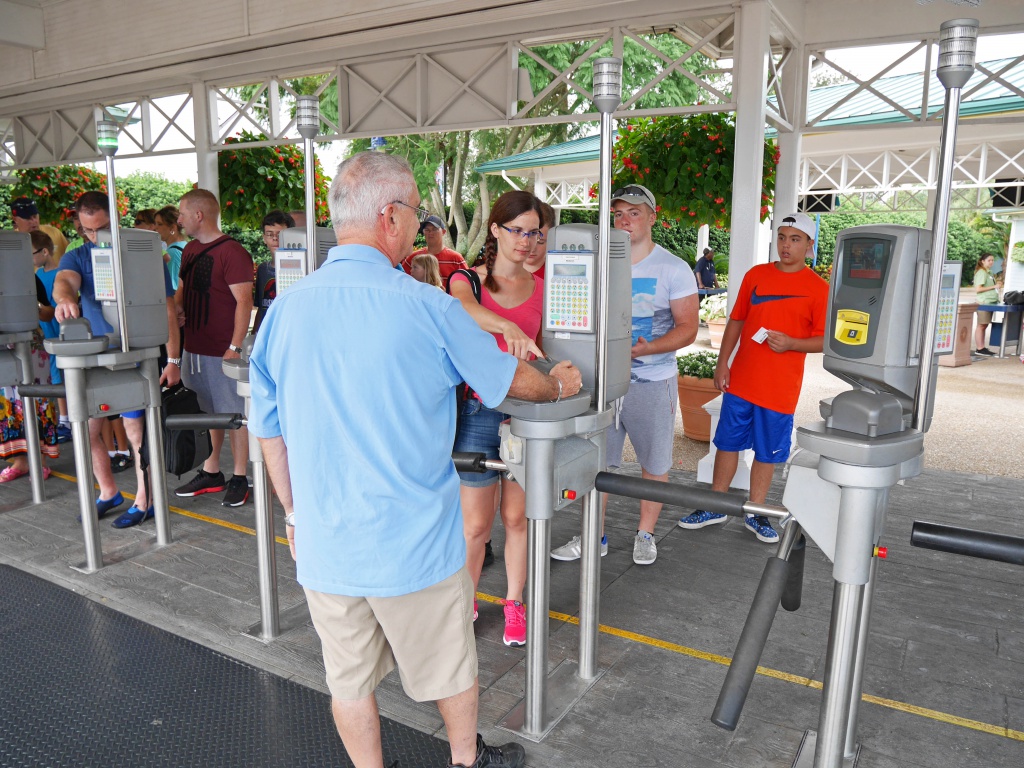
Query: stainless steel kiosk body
[[44, 226, 172, 573], [0, 232, 47, 507]]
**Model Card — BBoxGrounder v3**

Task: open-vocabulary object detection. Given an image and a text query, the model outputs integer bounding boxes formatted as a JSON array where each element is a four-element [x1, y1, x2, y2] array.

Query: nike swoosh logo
[[750, 287, 804, 305]]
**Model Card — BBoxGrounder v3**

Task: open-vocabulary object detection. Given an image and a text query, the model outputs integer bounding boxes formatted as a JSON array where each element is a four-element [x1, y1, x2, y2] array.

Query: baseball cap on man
[[776, 212, 816, 240], [11, 197, 39, 218], [419, 215, 446, 232], [610, 184, 656, 211]]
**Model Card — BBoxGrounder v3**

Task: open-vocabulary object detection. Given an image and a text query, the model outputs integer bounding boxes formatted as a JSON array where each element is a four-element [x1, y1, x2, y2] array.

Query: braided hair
[[481, 190, 543, 294]]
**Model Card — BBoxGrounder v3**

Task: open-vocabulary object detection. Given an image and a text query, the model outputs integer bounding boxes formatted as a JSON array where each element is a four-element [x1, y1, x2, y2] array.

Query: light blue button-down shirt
[[248, 244, 518, 597]]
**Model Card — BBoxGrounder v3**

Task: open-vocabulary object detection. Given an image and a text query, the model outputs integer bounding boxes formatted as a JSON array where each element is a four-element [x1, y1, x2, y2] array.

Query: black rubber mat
[[0, 565, 450, 767]]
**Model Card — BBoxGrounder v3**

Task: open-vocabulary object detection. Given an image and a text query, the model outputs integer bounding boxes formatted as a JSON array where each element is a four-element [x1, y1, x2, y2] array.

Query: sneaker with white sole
[[221, 475, 251, 507], [550, 534, 608, 561], [678, 510, 728, 529], [502, 599, 526, 647], [744, 514, 779, 543], [632, 531, 657, 565], [175, 469, 226, 497]]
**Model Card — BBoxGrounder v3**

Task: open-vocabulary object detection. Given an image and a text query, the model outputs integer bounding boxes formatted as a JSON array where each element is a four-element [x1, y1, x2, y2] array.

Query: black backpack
[[141, 384, 213, 478]]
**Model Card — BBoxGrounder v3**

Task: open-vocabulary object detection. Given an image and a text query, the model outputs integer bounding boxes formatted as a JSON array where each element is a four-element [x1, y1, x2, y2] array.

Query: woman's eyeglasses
[[499, 225, 543, 241]]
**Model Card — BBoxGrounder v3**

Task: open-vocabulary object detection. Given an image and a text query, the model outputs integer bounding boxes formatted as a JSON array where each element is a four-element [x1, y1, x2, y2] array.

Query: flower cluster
[[677, 350, 719, 379], [610, 113, 778, 229], [218, 131, 330, 228], [698, 292, 729, 322], [10, 165, 130, 230]]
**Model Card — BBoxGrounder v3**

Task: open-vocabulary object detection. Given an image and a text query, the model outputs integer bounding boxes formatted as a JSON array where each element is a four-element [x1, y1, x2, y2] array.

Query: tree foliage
[[9, 165, 129, 230], [117, 172, 193, 219], [218, 131, 329, 228]]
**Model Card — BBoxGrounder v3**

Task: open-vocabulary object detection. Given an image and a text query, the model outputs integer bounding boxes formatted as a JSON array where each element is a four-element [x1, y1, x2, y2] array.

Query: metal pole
[[97, 120, 130, 355], [296, 95, 321, 278], [250, 428, 279, 639], [14, 340, 45, 504], [523, 436, 555, 736], [65, 366, 103, 572], [913, 19, 977, 432], [578, 489, 601, 679], [844, 556, 879, 758], [141, 357, 171, 546], [813, 582, 865, 768]]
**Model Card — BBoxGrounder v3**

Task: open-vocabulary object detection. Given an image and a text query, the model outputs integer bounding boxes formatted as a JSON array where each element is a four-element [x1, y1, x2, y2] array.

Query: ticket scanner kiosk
[[486, 223, 631, 740], [273, 227, 336, 295], [44, 228, 172, 573], [0, 232, 48, 507], [706, 223, 961, 768]]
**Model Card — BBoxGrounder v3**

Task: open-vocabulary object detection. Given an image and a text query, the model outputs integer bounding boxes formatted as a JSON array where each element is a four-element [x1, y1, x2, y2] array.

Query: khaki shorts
[[977, 310, 993, 325], [305, 567, 477, 702]]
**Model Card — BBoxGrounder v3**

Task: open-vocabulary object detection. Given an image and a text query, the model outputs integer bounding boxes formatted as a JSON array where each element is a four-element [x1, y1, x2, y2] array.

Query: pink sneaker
[[502, 599, 526, 647], [473, 599, 478, 622]]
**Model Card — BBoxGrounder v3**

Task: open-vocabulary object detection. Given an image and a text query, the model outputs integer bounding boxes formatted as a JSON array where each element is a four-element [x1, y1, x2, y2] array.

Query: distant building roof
[[477, 57, 1024, 175]]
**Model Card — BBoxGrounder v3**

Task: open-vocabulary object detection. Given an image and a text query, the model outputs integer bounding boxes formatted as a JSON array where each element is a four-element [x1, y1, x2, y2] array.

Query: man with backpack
[[172, 189, 254, 508]]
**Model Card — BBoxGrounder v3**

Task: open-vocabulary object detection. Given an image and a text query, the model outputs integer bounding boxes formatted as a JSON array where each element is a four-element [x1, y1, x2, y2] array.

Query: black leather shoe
[[448, 734, 525, 768]]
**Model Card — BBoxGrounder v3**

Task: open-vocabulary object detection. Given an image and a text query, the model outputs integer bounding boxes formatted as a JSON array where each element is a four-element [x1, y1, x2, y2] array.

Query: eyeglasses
[[499, 225, 543, 241], [81, 227, 103, 236], [382, 200, 431, 224], [263, 232, 281, 242], [32, 248, 44, 255]]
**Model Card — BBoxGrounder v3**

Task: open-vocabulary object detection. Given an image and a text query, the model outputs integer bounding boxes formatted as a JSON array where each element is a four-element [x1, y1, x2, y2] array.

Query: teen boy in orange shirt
[[678, 212, 829, 542]]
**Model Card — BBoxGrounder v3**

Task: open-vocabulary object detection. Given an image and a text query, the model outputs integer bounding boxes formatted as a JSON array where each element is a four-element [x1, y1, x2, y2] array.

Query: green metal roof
[[478, 57, 1023, 174]]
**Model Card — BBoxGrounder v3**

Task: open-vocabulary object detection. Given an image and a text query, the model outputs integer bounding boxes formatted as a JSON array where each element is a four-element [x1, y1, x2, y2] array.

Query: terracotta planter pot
[[677, 374, 719, 441], [707, 318, 727, 350]]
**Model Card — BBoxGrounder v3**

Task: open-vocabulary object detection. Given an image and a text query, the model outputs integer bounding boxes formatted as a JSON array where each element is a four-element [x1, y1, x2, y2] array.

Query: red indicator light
[[874, 546, 888, 559], [99, 404, 110, 412], [561, 490, 577, 500]]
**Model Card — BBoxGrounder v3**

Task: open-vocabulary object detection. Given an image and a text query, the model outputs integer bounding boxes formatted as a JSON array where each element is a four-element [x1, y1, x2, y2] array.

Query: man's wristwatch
[[228, 344, 243, 354], [166, 357, 181, 366], [284, 513, 296, 527]]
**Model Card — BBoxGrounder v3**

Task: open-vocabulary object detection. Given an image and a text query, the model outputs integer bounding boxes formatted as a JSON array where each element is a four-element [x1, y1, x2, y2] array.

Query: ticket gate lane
[[141, 356, 171, 546], [0, 332, 47, 507]]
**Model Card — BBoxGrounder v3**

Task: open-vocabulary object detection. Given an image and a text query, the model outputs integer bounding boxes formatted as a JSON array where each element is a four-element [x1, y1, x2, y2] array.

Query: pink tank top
[[451, 270, 544, 355]]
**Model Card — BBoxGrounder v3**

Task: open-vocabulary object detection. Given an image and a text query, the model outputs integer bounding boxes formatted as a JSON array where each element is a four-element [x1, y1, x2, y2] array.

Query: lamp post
[[913, 19, 978, 432], [296, 95, 320, 277], [577, 56, 622, 681], [97, 119, 129, 354]]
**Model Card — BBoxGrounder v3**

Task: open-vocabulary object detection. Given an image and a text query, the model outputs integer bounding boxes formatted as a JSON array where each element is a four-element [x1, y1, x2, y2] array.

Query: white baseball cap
[[776, 212, 816, 240]]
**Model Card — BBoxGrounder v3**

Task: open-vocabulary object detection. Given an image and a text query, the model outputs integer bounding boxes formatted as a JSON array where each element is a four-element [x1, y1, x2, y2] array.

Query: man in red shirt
[[400, 215, 467, 283], [172, 189, 255, 508], [678, 212, 829, 543]]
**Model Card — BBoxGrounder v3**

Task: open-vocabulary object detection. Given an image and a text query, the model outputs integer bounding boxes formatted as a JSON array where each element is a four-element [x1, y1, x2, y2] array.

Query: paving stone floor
[[1, 445, 1022, 767]]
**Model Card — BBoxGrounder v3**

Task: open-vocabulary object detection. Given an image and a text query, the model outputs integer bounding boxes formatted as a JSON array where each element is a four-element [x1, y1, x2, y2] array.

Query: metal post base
[[70, 536, 165, 574], [243, 600, 310, 642], [497, 659, 605, 743], [792, 730, 862, 768]]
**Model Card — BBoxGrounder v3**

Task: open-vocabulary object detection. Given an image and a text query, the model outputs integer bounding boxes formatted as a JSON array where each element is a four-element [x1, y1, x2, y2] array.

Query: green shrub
[[677, 350, 718, 379]]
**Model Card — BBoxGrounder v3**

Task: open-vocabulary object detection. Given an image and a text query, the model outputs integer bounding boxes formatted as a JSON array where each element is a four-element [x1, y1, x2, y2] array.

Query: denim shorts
[[452, 398, 508, 488], [713, 392, 793, 464]]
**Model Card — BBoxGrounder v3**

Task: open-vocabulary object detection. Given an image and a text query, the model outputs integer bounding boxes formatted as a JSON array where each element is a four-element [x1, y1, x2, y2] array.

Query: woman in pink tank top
[[450, 190, 545, 648]]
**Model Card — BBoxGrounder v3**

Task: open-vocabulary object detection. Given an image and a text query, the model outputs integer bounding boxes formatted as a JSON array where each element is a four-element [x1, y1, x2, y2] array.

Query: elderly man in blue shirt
[[248, 151, 581, 768]]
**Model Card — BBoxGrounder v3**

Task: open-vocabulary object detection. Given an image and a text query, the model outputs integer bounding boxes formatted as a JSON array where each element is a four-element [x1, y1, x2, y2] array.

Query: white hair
[[329, 152, 417, 233]]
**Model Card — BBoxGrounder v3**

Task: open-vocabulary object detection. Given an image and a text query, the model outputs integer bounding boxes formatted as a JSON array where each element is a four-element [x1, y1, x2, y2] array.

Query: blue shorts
[[713, 392, 793, 464], [452, 398, 508, 488]]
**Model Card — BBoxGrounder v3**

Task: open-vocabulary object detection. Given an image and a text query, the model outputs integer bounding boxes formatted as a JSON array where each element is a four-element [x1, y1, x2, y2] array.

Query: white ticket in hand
[[752, 327, 770, 344]]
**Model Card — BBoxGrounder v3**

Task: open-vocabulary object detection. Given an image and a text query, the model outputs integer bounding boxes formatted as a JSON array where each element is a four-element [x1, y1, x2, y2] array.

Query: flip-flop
[[0, 465, 29, 483]]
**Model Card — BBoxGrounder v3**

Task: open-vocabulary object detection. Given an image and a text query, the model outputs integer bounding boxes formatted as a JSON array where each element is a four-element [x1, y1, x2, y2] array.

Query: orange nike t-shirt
[[726, 264, 829, 414]]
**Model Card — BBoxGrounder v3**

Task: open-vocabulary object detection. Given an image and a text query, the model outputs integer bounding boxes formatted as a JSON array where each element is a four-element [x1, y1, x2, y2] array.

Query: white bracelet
[[553, 377, 563, 403]]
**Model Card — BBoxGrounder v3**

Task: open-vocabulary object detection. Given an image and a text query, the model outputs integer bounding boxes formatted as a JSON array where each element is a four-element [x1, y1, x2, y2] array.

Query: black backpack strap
[[446, 268, 481, 303]]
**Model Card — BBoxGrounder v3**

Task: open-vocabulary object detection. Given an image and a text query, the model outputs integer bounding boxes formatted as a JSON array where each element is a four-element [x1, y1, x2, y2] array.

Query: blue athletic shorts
[[713, 392, 793, 464], [452, 398, 508, 488]]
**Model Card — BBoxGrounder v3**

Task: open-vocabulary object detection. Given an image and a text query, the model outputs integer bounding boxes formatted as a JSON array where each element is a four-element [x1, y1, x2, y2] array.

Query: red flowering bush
[[218, 131, 329, 228], [11, 165, 129, 229], [609, 113, 778, 229]]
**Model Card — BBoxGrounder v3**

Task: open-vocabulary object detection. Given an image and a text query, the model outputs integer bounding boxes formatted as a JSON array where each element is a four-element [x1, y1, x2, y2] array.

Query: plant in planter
[[676, 350, 720, 441], [699, 292, 729, 349], [1011, 241, 1024, 264]]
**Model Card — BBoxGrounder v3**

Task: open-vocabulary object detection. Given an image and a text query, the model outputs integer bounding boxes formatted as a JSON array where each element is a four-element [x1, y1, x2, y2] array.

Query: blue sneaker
[[111, 505, 155, 529], [744, 515, 779, 543], [95, 492, 125, 520], [55, 424, 73, 444], [678, 510, 728, 529]]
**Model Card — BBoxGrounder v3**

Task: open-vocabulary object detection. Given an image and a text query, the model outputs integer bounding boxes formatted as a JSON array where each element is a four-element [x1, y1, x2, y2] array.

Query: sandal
[[0, 465, 29, 483]]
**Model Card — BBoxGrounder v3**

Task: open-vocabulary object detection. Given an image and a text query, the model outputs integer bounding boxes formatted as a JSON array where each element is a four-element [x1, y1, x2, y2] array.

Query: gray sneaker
[[551, 534, 609, 561], [632, 532, 657, 565]]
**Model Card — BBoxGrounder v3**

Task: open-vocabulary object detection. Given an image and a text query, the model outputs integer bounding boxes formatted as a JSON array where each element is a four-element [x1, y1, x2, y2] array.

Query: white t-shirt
[[629, 244, 698, 381]]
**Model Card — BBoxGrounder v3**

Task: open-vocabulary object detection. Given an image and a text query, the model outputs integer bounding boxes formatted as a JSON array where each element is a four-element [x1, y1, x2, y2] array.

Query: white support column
[[696, 224, 710, 259], [728, 0, 771, 302], [773, 43, 808, 217], [193, 82, 220, 201]]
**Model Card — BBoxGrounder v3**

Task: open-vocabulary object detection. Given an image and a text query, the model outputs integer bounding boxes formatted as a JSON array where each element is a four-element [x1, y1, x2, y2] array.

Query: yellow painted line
[[47, 470, 1023, 742]]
